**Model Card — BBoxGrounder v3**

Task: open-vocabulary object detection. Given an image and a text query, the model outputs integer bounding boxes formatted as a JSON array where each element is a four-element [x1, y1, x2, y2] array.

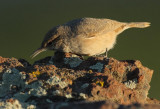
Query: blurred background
[[0, 0, 159, 100]]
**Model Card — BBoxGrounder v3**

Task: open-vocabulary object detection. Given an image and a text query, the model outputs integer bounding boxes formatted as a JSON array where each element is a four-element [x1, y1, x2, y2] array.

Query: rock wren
[[31, 18, 150, 58]]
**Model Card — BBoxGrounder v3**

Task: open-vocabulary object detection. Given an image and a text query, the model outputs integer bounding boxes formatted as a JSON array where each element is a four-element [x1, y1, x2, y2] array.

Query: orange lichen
[[138, 75, 144, 83], [68, 79, 73, 85]]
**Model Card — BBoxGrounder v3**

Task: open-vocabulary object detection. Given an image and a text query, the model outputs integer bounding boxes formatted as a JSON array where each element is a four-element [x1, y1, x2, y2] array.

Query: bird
[[31, 17, 150, 58]]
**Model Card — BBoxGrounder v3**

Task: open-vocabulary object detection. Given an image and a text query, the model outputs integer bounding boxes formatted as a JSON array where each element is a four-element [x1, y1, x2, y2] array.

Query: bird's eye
[[48, 42, 52, 46]]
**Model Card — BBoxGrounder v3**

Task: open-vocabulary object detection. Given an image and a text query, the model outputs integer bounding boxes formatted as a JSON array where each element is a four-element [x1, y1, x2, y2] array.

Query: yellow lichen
[[96, 81, 104, 87], [135, 61, 142, 68], [89, 70, 93, 73], [29, 71, 41, 78]]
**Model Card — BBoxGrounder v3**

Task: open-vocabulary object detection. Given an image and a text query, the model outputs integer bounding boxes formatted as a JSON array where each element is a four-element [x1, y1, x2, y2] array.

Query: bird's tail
[[127, 22, 151, 28]]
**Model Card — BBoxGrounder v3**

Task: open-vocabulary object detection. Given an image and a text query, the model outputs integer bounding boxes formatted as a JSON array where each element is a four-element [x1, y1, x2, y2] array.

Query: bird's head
[[30, 26, 60, 59]]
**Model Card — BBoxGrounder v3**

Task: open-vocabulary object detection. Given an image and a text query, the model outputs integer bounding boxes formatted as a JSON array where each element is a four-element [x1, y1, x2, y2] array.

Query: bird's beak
[[30, 48, 48, 59]]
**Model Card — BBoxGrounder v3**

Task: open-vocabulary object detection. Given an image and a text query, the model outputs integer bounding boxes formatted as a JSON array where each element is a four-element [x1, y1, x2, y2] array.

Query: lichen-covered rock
[[0, 68, 26, 97], [0, 56, 24, 81], [46, 75, 68, 89], [64, 57, 83, 68], [0, 99, 23, 109], [0, 99, 36, 109], [124, 78, 137, 89], [86, 58, 153, 104], [0, 55, 159, 108], [89, 62, 104, 72]]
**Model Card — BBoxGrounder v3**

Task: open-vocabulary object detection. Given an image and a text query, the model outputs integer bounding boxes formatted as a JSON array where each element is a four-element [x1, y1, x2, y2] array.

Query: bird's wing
[[65, 18, 124, 38]]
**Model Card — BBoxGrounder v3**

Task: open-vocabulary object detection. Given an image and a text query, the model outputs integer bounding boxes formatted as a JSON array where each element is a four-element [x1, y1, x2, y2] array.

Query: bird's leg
[[74, 54, 84, 60], [48, 55, 54, 64], [105, 48, 108, 57], [79, 55, 84, 60], [105, 48, 110, 60], [97, 48, 108, 57]]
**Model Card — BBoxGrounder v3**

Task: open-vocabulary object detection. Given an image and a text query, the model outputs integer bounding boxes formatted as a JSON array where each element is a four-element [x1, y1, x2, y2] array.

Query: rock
[[37, 101, 160, 109], [0, 54, 159, 108], [86, 58, 153, 104]]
